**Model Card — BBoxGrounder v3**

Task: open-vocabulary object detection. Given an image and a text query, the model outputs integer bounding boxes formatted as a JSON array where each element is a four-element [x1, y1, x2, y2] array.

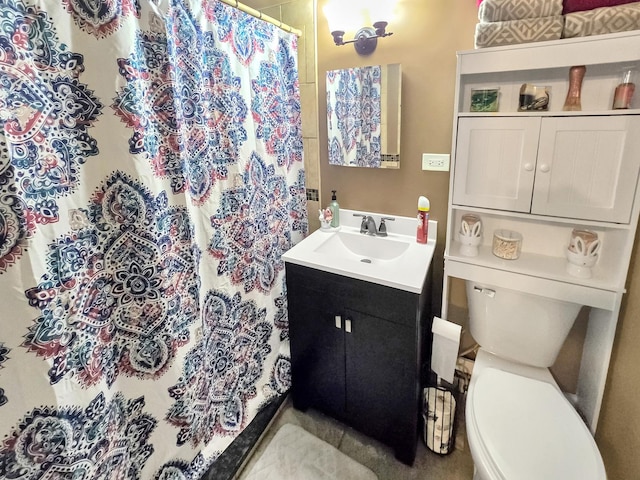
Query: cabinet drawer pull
[[539, 163, 550, 173], [523, 162, 534, 171], [345, 319, 352, 333], [335, 315, 342, 329]]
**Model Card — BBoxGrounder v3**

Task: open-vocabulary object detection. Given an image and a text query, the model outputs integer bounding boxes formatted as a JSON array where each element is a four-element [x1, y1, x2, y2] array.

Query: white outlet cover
[[422, 153, 450, 171]]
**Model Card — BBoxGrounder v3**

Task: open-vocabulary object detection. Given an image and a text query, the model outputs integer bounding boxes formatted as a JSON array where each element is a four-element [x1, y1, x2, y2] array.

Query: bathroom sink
[[314, 230, 410, 262], [282, 209, 437, 293]]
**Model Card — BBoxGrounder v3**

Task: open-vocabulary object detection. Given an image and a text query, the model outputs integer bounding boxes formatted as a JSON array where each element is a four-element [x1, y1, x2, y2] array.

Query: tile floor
[[236, 397, 475, 480]]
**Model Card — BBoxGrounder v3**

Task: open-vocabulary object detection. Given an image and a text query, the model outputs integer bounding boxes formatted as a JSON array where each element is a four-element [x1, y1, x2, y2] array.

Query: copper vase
[[563, 65, 586, 111]]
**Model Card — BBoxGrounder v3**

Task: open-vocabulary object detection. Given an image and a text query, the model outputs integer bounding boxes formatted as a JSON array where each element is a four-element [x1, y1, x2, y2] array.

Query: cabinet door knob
[[335, 316, 342, 329], [345, 319, 352, 333], [523, 162, 534, 171], [539, 163, 550, 173]]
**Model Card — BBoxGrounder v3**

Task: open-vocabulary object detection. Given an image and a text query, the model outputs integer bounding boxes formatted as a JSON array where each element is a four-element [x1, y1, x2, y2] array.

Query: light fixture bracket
[[329, 23, 393, 55], [353, 27, 378, 55], [330, 30, 345, 46]]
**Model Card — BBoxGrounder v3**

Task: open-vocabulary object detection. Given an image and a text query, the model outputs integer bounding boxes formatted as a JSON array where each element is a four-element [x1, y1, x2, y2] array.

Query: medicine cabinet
[[326, 63, 402, 168]]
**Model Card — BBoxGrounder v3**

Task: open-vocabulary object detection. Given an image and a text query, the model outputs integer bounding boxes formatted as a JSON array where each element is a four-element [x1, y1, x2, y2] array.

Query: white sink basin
[[314, 230, 410, 262], [282, 209, 437, 293]]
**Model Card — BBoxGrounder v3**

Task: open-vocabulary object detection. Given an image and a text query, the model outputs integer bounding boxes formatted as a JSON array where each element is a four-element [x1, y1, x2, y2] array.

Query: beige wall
[[314, 1, 640, 478]]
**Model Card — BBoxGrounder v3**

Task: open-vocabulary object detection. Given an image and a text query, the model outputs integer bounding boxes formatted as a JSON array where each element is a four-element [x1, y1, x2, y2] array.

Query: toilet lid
[[472, 368, 605, 480]]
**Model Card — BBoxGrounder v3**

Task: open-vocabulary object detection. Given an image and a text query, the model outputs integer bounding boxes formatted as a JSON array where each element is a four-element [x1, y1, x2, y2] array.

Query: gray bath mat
[[244, 423, 378, 480]]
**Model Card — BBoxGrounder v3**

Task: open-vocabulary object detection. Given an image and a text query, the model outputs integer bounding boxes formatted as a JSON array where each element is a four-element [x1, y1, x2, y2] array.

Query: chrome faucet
[[353, 213, 375, 235], [363, 216, 378, 236], [353, 213, 395, 236]]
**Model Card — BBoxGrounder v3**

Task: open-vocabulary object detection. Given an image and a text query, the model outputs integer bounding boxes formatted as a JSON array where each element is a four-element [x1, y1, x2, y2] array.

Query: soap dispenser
[[329, 190, 340, 228]]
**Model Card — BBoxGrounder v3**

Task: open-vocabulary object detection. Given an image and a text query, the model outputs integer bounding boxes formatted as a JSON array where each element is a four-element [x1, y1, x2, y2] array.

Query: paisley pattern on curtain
[[0, 0, 104, 272], [62, 0, 142, 37], [0, 0, 305, 478], [23, 172, 201, 388], [326, 65, 381, 167]]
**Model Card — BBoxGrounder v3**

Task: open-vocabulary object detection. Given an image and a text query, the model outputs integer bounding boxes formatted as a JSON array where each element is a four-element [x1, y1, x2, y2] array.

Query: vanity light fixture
[[323, 0, 396, 55]]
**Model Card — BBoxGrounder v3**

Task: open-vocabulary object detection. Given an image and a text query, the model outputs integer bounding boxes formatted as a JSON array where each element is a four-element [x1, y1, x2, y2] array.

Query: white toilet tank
[[466, 282, 582, 367]]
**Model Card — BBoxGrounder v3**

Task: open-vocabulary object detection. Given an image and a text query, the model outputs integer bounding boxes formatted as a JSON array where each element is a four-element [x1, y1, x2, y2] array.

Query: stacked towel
[[563, 2, 640, 37], [476, 0, 564, 48], [474, 0, 640, 48], [479, 0, 563, 22], [475, 16, 564, 48]]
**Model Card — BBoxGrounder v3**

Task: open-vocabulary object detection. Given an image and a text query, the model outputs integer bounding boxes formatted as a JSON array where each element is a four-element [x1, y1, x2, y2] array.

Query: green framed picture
[[470, 88, 500, 112]]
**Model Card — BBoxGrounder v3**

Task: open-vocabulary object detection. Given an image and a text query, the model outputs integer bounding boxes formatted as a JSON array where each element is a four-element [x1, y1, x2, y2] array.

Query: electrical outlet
[[422, 153, 450, 171]]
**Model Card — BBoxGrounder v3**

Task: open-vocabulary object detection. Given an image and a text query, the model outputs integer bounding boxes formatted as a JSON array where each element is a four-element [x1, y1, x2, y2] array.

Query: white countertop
[[282, 209, 437, 293]]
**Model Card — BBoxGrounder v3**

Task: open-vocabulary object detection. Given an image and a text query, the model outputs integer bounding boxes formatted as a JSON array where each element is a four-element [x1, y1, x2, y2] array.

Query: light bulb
[[323, 0, 365, 34], [367, 0, 397, 24]]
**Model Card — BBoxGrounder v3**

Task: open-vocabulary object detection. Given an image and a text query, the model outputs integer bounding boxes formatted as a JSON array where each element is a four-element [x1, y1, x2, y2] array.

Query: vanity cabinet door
[[285, 262, 427, 466], [453, 117, 540, 212], [532, 116, 640, 223], [287, 281, 346, 417], [344, 308, 417, 465]]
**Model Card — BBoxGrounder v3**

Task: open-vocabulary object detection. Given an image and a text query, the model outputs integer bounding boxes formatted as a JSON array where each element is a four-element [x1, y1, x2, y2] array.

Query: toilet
[[464, 282, 607, 480]]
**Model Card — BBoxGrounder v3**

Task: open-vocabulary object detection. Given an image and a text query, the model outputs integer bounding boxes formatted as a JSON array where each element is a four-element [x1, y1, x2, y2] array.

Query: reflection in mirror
[[326, 64, 402, 168]]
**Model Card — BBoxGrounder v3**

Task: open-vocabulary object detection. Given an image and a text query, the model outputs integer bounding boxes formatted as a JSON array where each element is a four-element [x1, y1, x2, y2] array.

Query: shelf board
[[447, 242, 624, 293], [457, 31, 640, 75], [458, 109, 640, 118], [450, 205, 634, 230]]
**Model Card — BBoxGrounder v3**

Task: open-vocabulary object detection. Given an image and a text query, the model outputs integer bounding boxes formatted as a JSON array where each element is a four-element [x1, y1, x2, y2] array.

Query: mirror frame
[[326, 63, 402, 168]]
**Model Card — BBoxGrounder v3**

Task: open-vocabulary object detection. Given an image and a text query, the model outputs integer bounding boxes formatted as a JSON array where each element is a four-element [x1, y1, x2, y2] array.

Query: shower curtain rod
[[219, 0, 302, 36]]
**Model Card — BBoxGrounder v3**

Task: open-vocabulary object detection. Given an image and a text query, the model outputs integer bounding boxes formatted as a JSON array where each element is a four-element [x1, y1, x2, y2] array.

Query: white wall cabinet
[[454, 116, 640, 223], [443, 31, 640, 434], [453, 117, 539, 213]]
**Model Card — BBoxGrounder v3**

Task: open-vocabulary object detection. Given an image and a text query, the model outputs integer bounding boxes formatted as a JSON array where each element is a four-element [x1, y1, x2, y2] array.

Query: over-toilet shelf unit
[[442, 31, 640, 433]]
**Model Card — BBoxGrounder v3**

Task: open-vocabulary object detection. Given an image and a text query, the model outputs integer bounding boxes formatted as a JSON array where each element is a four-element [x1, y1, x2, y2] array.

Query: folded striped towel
[[479, 0, 563, 22], [475, 16, 564, 48], [563, 1, 640, 37]]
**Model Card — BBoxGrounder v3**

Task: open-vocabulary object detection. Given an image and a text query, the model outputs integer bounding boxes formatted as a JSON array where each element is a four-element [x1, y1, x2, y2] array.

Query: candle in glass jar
[[613, 69, 636, 109], [492, 230, 522, 260]]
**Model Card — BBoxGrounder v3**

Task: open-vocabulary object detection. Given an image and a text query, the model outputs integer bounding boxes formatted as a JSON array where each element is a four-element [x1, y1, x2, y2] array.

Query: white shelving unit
[[443, 31, 640, 433]]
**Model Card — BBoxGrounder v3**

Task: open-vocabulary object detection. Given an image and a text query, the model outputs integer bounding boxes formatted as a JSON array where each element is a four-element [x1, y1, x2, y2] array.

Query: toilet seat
[[468, 367, 606, 480]]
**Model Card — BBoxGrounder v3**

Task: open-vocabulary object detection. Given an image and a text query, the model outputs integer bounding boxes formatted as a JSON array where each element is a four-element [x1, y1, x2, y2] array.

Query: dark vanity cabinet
[[285, 263, 431, 465]]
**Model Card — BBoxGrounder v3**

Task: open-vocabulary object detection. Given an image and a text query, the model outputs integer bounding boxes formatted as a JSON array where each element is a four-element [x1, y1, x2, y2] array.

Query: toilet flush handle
[[472, 285, 496, 298]]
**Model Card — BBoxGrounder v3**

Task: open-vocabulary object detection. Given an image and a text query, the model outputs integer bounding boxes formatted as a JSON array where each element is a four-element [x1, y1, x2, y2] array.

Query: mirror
[[326, 63, 402, 168]]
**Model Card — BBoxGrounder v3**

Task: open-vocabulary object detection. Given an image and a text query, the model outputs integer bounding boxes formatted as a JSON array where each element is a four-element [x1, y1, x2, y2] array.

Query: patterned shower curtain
[[326, 65, 381, 167], [0, 0, 306, 478]]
